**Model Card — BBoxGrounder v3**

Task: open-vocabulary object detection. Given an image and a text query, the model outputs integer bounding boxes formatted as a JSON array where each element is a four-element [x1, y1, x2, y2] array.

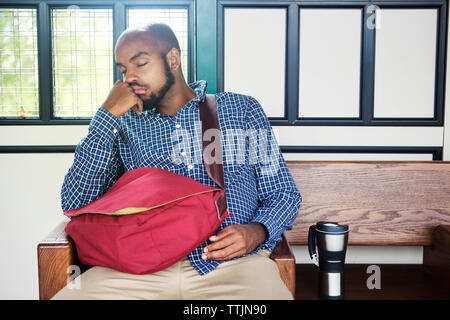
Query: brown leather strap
[[199, 94, 226, 190]]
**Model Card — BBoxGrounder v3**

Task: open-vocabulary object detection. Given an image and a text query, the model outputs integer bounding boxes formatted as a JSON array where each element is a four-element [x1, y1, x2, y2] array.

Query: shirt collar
[[188, 79, 208, 105]]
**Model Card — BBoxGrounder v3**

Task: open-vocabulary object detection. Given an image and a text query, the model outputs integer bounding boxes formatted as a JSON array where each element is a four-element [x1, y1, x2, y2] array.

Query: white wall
[[293, 246, 422, 264], [0, 153, 74, 299]]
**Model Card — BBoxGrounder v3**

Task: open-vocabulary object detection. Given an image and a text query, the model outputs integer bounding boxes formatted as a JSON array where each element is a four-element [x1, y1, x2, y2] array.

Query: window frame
[[217, 0, 448, 126], [0, 0, 195, 125]]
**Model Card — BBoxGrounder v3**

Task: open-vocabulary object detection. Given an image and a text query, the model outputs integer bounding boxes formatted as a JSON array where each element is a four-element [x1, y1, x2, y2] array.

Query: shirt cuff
[[88, 107, 121, 144], [250, 215, 278, 250]]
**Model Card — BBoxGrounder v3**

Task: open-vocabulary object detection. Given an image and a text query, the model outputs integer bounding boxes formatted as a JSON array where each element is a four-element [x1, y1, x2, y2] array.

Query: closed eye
[[137, 62, 148, 67]]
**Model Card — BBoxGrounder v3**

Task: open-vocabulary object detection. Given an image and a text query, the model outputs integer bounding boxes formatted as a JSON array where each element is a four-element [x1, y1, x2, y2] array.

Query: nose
[[123, 70, 138, 84]]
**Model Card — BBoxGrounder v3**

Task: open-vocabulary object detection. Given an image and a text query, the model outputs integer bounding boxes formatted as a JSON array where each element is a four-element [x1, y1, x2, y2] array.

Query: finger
[[123, 81, 133, 89], [209, 225, 236, 242], [132, 104, 139, 115], [131, 97, 143, 116], [132, 102, 143, 116], [204, 233, 236, 253], [203, 244, 243, 261]]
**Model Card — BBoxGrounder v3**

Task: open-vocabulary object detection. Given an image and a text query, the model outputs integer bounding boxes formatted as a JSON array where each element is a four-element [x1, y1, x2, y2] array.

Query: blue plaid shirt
[[61, 80, 302, 275]]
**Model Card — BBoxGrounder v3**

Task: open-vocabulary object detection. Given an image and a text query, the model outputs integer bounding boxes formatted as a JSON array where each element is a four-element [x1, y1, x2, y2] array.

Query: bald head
[[115, 23, 181, 57]]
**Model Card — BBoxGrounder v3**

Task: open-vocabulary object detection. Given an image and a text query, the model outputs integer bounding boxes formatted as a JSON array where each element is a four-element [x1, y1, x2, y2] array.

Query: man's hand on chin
[[201, 222, 268, 261]]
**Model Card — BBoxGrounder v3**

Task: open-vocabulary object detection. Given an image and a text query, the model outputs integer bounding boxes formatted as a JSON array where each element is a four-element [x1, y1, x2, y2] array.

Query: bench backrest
[[285, 161, 450, 246]]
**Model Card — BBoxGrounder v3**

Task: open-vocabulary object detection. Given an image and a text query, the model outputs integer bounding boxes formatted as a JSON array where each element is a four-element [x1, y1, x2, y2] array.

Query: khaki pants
[[51, 249, 293, 300]]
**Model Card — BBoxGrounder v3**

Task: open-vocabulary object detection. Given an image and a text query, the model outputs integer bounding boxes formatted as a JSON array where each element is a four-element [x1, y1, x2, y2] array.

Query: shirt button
[[175, 124, 181, 128], [180, 151, 186, 157], [188, 164, 193, 170], [113, 128, 118, 134]]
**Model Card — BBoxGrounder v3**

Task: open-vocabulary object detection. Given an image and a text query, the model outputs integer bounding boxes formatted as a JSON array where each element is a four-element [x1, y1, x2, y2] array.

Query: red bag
[[64, 95, 229, 274]]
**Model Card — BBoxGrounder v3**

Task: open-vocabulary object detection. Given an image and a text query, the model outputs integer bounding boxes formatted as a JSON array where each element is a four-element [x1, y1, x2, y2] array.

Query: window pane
[[373, 9, 437, 118], [0, 8, 39, 118], [127, 8, 189, 81], [52, 8, 113, 118], [224, 8, 286, 118], [299, 9, 361, 118]]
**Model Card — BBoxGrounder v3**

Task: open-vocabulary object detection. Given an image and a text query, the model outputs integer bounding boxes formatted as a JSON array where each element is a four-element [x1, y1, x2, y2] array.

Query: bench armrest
[[270, 233, 296, 298], [37, 219, 76, 300], [424, 225, 450, 290]]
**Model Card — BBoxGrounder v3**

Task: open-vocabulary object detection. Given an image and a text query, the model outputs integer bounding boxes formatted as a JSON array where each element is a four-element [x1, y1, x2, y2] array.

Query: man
[[53, 23, 301, 300]]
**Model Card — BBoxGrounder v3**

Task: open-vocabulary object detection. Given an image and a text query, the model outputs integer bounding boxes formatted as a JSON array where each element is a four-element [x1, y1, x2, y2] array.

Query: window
[[0, 8, 39, 118], [298, 8, 362, 119], [223, 8, 286, 118], [373, 8, 438, 119], [52, 8, 113, 118], [0, 1, 194, 124], [217, 0, 447, 126]]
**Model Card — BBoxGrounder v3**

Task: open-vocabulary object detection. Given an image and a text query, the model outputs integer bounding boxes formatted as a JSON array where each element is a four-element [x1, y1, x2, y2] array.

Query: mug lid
[[316, 221, 349, 234]]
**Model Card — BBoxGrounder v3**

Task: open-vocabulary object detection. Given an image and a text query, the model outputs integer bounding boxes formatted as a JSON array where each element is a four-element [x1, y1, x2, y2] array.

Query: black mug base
[[319, 294, 344, 300]]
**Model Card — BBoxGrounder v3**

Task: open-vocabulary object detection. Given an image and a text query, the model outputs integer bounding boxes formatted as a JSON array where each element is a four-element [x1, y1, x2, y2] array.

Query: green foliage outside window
[[0, 6, 189, 119], [0, 8, 39, 118], [52, 8, 113, 118]]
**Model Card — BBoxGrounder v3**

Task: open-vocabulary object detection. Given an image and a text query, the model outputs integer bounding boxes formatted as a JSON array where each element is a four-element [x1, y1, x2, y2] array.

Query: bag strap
[[199, 94, 229, 219], [199, 94, 225, 190]]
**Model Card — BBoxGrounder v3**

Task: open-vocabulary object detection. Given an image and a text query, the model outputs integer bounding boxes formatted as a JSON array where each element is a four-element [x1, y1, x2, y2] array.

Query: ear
[[165, 48, 181, 71]]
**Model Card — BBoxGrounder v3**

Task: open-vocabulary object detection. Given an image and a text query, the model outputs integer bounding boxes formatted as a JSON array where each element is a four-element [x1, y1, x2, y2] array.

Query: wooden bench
[[38, 161, 450, 300]]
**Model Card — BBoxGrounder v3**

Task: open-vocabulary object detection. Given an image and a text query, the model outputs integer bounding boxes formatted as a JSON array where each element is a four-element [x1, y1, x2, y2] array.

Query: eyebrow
[[116, 51, 151, 67]]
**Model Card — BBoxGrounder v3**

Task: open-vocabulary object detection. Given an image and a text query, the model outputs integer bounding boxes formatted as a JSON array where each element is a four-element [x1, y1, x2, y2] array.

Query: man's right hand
[[101, 80, 144, 118]]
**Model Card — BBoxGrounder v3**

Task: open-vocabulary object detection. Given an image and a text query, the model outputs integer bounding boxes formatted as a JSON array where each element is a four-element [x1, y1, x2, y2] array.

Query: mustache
[[129, 81, 148, 89]]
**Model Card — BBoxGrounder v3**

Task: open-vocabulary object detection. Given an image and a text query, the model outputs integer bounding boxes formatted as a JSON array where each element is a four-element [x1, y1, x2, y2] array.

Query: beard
[[141, 57, 175, 111]]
